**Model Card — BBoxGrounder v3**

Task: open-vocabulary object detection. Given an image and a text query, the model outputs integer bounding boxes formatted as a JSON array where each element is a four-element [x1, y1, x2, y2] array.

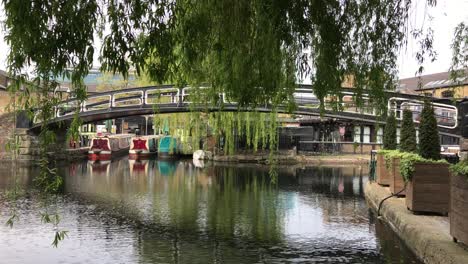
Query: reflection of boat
[[158, 136, 179, 158], [87, 160, 111, 176], [129, 159, 156, 176], [129, 135, 160, 160], [193, 158, 205, 168], [88, 134, 133, 161], [157, 160, 177, 176]]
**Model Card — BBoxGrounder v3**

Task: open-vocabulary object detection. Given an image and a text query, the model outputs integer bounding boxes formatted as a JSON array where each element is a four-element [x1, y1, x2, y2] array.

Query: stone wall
[[0, 113, 16, 160], [341, 142, 382, 154], [0, 90, 12, 114], [365, 182, 468, 264]]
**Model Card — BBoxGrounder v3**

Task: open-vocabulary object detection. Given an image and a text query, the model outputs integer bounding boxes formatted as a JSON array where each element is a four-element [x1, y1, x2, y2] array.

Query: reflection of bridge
[[32, 84, 459, 136]]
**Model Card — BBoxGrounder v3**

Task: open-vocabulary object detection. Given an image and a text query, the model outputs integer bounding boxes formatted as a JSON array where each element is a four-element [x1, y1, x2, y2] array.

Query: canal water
[[0, 158, 421, 264]]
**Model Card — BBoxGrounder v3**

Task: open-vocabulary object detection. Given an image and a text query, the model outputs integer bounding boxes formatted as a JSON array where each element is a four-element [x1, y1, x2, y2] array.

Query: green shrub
[[383, 112, 397, 150], [378, 149, 447, 182], [377, 149, 402, 169], [399, 109, 417, 153], [450, 161, 468, 177], [399, 152, 447, 182], [418, 100, 440, 160]]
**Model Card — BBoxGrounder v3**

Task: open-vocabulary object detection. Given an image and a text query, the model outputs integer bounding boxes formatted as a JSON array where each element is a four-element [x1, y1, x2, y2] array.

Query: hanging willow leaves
[[450, 22, 468, 81], [245, 112, 251, 148], [0, 0, 446, 209], [2, 0, 440, 115]]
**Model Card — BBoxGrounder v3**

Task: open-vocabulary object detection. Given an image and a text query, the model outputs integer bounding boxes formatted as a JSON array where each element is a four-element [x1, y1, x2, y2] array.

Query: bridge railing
[[32, 85, 459, 132], [388, 97, 458, 129]]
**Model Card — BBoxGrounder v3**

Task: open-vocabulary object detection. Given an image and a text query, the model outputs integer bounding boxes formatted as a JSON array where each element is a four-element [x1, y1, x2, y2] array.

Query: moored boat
[[129, 135, 160, 160], [158, 136, 179, 158], [88, 134, 133, 161]]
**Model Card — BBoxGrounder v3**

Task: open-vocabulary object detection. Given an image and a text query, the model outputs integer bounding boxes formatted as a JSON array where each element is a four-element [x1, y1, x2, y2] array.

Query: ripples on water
[[0, 158, 421, 264]]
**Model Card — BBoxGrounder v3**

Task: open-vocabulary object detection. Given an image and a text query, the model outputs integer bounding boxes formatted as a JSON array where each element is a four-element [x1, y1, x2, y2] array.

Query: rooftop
[[398, 71, 468, 91]]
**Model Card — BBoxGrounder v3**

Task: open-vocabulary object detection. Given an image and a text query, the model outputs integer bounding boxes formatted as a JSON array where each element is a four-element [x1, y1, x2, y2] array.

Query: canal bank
[[212, 151, 370, 165], [365, 182, 468, 264]]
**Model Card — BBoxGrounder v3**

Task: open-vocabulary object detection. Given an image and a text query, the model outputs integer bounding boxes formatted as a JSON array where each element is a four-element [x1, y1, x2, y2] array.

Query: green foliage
[[353, 142, 359, 151], [383, 113, 397, 150], [418, 100, 440, 160], [450, 160, 468, 179], [245, 112, 251, 148], [378, 149, 447, 182], [5, 214, 18, 228], [52, 231, 69, 248], [450, 161, 468, 178], [399, 109, 417, 153], [0, 0, 443, 243], [377, 149, 402, 169], [2, 0, 435, 113], [399, 152, 447, 182], [450, 22, 468, 80]]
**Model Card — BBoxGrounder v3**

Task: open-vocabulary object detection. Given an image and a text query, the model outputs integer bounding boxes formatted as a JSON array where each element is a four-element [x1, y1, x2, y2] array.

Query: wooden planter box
[[450, 173, 468, 245], [406, 163, 449, 214], [376, 153, 391, 186], [390, 158, 406, 196]]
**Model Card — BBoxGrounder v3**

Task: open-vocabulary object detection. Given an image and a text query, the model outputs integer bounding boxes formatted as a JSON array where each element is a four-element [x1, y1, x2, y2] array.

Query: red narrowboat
[[129, 135, 160, 160], [88, 134, 133, 161]]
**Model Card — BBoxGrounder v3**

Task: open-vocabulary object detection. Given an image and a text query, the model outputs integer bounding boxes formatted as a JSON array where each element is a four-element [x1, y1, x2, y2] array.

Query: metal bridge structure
[[31, 84, 460, 137]]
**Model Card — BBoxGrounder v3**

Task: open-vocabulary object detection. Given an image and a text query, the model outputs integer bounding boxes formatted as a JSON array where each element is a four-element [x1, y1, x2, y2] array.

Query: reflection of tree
[[205, 166, 285, 243], [59, 161, 381, 261], [294, 166, 369, 225], [0, 164, 34, 189]]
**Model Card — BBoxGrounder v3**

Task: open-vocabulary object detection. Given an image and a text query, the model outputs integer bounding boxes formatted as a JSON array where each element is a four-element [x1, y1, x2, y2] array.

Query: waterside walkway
[[213, 153, 370, 165], [365, 182, 468, 264]]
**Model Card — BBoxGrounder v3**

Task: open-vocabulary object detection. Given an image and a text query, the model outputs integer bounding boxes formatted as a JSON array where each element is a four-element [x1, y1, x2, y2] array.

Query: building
[[55, 69, 140, 95], [398, 71, 468, 99], [0, 70, 13, 114]]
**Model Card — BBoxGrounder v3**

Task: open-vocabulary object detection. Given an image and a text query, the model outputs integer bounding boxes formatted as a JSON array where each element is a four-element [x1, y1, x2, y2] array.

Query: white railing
[[31, 87, 459, 132], [388, 97, 458, 129]]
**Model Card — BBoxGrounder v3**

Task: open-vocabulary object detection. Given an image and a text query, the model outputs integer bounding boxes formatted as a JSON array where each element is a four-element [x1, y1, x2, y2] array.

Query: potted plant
[[387, 109, 418, 195], [401, 153, 449, 214], [388, 151, 406, 196], [376, 113, 397, 186], [449, 161, 468, 245], [403, 101, 450, 214]]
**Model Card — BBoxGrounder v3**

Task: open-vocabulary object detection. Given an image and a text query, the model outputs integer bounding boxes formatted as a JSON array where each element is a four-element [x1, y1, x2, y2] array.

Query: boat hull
[[88, 148, 129, 161], [88, 134, 133, 161], [129, 150, 157, 160], [158, 151, 178, 159]]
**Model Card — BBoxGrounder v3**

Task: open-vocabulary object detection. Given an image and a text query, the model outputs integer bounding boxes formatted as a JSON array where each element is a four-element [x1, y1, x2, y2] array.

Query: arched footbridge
[[30, 84, 460, 137]]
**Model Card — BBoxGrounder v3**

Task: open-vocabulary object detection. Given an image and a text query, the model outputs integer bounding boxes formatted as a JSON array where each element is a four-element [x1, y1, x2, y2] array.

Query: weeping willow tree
[[2, 0, 443, 146], [2, 0, 434, 112], [0, 0, 443, 242], [450, 22, 468, 81]]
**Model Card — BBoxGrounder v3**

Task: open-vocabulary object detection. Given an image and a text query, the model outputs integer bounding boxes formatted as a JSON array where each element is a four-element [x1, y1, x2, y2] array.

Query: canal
[[0, 158, 421, 263]]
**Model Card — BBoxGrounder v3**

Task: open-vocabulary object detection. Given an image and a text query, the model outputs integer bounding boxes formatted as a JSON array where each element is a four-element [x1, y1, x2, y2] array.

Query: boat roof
[[132, 135, 163, 139], [104, 134, 135, 138]]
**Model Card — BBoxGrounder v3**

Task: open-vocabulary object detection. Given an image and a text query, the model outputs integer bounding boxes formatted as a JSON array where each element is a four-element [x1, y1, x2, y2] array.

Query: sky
[[0, 0, 467, 80]]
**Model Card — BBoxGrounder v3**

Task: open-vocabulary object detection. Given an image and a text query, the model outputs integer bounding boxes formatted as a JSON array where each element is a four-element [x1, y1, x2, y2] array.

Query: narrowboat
[[88, 134, 133, 161], [158, 136, 179, 158], [129, 135, 160, 160]]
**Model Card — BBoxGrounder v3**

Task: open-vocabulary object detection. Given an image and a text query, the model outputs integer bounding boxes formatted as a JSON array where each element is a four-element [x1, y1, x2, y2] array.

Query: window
[[376, 128, 383, 144], [354, 126, 361, 143], [363, 126, 370, 143], [441, 90, 454, 98]]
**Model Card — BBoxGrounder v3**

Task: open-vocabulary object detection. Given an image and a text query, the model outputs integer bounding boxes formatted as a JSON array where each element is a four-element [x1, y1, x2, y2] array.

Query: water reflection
[[0, 158, 421, 263]]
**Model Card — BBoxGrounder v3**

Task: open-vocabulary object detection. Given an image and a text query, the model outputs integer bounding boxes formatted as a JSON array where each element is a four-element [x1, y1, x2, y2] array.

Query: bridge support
[[0, 111, 79, 161]]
